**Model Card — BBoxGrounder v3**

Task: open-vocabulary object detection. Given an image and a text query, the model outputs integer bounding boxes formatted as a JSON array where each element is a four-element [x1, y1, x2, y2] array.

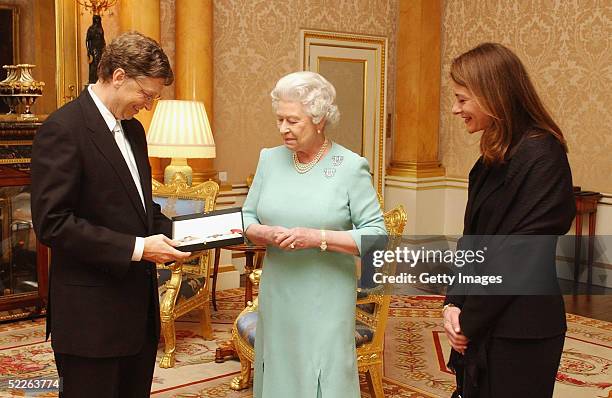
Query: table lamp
[[147, 100, 216, 185]]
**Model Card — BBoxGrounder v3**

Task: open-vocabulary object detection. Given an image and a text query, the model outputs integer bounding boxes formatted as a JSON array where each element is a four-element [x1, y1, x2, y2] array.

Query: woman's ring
[[290, 242, 295, 249]]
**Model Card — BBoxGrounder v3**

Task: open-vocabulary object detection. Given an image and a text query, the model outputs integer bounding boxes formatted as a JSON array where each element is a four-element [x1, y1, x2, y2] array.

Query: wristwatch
[[319, 229, 327, 252]]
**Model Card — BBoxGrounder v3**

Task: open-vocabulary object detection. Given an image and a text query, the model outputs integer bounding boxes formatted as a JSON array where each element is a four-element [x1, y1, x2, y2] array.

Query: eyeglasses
[[132, 78, 162, 103]]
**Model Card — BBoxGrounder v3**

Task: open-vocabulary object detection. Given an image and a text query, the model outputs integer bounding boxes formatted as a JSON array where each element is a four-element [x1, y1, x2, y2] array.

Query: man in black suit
[[31, 31, 190, 398]]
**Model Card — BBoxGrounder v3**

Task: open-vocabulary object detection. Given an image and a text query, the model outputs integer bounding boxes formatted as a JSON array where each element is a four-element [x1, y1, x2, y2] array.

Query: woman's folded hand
[[443, 306, 469, 354], [275, 227, 318, 250]]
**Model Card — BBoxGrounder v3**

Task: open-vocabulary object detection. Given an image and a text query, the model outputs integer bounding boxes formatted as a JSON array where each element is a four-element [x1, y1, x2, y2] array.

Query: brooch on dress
[[332, 155, 344, 167], [323, 168, 336, 178]]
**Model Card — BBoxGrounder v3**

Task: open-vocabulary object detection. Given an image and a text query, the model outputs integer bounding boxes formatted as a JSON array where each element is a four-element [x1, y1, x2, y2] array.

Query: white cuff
[[132, 237, 145, 261]]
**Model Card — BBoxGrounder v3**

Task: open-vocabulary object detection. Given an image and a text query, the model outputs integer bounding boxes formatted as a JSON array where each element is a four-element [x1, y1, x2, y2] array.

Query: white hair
[[271, 71, 340, 127]]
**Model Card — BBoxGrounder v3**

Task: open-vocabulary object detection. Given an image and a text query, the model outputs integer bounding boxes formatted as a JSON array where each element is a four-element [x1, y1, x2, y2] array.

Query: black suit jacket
[[446, 132, 576, 341], [31, 89, 171, 358]]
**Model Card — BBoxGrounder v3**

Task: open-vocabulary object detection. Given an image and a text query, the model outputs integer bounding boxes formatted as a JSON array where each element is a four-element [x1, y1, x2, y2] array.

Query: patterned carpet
[[0, 289, 610, 397], [384, 296, 612, 398]]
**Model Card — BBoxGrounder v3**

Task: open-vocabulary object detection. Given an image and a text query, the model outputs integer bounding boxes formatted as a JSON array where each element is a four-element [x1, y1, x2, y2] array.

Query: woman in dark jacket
[[443, 43, 576, 398]]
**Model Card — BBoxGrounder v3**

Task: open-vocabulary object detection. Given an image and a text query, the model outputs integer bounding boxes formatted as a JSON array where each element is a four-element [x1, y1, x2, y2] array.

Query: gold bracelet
[[442, 303, 456, 313]]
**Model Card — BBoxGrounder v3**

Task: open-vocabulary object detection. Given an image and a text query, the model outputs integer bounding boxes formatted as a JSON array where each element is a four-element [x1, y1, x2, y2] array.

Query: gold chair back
[[356, 205, 407, 397], [152, 173, 219, 275], [152, 173, 220, 368]]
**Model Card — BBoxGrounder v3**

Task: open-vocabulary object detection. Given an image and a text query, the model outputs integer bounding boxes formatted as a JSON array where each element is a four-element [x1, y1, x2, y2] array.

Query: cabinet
[[0, 119, 49, 321]]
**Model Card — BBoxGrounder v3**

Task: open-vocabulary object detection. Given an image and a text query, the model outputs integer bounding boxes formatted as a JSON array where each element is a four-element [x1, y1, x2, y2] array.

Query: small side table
[[212, 243, 266, 310], [573, 191, 602, 285]]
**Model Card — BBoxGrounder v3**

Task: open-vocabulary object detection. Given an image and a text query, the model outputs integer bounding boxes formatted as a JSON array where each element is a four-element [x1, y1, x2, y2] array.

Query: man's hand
[[142, 234, 191, 263], [443, 306, 469, 354]]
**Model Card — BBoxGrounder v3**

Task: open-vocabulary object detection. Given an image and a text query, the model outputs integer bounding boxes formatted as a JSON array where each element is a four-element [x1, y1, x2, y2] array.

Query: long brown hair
[[450, 43, 567, 165]]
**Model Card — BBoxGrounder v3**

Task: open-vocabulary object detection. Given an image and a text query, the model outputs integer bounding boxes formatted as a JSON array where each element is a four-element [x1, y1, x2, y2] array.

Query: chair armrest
[[156, 251, 206, 270], [356, 297, 381, 305], [249, 269, 262, 286], [356, 285, 385, 305]]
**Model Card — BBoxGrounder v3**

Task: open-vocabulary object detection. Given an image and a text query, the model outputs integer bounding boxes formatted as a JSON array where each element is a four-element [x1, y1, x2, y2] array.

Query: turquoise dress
[[242, 143, 386, 398]]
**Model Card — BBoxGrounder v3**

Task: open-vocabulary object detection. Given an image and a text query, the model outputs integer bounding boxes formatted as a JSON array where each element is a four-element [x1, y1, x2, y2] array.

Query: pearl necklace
[[293, 139, 329, 174]]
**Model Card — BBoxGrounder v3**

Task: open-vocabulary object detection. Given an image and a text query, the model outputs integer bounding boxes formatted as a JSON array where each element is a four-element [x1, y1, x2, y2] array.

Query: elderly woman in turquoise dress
[[242, 71, 387, 398]]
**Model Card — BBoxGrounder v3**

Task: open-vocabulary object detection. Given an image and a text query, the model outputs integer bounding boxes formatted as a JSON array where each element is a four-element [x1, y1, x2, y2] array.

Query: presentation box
[[172, 207, 244, 252]]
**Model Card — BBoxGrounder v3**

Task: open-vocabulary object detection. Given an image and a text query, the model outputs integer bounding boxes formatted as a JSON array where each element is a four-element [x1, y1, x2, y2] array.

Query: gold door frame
[[300, 29, 387, 198], [55, 0, 81, 106]]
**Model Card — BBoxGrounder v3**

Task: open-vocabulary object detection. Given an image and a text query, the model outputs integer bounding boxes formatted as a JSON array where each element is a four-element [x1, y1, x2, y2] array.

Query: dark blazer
[[446, 132, 576, 341], [31, 89, 171, 358]]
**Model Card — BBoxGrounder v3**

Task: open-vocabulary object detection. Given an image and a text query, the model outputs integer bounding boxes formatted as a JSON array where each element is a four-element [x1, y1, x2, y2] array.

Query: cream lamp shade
[[147, 100, 215, 185]]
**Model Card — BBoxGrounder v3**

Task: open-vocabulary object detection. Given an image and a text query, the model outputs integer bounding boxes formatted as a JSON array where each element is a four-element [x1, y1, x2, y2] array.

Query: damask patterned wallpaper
[[211, 0, 398, 183], [439, 0, 611, 193]]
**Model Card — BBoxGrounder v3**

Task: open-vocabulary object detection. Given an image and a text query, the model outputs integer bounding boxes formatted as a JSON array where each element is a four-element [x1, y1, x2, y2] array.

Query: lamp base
[[164, 158, 193, 185]]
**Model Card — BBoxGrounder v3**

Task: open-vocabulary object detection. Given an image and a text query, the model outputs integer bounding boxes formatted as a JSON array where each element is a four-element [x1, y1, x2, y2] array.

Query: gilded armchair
[[229, 205, 407, 396], [152, 174, 219, 368], [356, 205, 407, 396]]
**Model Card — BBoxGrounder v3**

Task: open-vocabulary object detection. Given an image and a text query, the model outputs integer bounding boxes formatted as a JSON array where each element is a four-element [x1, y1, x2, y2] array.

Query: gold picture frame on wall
[[300, 29, 387, 199]]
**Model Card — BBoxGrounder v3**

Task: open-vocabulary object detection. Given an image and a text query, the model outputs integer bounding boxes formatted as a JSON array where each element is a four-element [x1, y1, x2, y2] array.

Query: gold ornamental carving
[[76, 0, 117, 16], [0, 64, 45, 118]]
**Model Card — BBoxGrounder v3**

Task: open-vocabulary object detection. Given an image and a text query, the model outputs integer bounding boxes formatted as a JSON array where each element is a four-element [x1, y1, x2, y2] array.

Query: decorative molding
[[387, 161, 445, 178], [385, 175, 468, 191]]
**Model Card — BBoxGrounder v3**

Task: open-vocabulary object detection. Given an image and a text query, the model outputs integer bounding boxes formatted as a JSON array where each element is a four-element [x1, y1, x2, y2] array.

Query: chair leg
[[158, 264, 183, 368], [364, 364, 384, 398], [215, 340, 237, 363], [230, 343, 252, 391], [159, 315, 176, 368], [212, 247, 220, 311], [201, 303, 214, 340]]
